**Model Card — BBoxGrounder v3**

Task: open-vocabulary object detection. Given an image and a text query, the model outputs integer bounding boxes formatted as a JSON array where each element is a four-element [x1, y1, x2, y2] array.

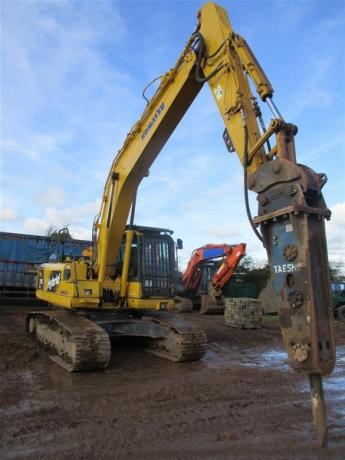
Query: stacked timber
[[224, 298, 262, 329]]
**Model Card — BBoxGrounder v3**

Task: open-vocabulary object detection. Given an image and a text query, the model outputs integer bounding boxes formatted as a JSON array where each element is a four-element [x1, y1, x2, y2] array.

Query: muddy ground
[[0, 305, 344, 460]]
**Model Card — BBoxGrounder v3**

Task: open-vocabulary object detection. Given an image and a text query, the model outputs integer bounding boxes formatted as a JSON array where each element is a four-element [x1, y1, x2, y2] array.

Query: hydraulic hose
[[243, 124, 264, 243], [193, 32, 225, 83]]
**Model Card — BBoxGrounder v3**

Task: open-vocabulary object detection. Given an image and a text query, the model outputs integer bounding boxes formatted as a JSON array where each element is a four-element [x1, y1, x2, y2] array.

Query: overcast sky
[[1, 0, 344, 269]]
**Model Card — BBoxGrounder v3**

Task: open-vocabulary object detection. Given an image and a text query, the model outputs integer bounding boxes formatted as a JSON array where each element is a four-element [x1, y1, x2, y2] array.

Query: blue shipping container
[[0, 232, 91, 301]]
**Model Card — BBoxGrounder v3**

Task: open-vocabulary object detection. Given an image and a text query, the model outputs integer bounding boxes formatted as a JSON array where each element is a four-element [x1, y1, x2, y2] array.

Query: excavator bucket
[[199, 293, 224, 315], [199, 283, 225, 314], [174, 295, 194, 312]]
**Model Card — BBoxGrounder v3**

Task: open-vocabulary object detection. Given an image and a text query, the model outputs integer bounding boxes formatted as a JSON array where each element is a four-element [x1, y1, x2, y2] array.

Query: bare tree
[[46, 225, 73, 241]]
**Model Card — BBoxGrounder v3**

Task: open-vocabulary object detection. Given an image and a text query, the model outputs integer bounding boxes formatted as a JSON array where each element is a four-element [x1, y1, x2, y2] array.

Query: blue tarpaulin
[[0, 232, 91, 289], [0, 232, 91, 263]]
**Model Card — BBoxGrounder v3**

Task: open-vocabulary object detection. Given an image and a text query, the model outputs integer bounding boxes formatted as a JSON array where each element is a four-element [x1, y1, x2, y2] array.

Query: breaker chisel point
[[309, 373, 328, 447]]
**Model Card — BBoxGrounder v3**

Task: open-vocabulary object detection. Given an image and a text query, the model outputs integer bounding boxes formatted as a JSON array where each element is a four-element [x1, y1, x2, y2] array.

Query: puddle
[[243, 349, 289, 370], [203, 344, 345, 378], [292, 344, 345, 430], [323, 375, 345, 393], [1, 442, 80, 460], [21, 370, 35, 386], [203, 343, 289, 371], [0, 399, 52, 417]]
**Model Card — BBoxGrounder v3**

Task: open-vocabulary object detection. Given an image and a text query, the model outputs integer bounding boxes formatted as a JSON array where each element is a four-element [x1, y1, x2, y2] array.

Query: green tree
[[226, 257, 270, 297]]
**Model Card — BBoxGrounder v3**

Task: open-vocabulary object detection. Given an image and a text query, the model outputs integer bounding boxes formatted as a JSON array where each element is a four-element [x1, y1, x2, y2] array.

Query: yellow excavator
[[28, 2, 335, 445]]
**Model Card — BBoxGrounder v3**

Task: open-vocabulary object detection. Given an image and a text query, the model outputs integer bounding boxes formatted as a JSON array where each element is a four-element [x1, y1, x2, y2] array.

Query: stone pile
[[224, 298, 262, 329]]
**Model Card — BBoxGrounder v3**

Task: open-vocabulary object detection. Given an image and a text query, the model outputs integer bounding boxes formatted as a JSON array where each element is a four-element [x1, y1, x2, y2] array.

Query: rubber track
[[143, 312, 208, 362], [26, 311, 111, 372]]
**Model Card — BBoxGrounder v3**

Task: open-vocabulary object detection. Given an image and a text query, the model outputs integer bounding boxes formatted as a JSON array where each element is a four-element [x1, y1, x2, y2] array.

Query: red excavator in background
[[175, 243, 246, 314]]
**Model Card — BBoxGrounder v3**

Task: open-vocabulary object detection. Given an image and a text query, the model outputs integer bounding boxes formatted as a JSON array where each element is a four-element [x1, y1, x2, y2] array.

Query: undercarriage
[[26, 308, 208, 371]]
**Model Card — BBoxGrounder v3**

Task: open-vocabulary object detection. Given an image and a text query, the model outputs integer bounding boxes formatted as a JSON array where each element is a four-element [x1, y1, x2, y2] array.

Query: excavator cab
[[120, 226, 177, 305], [198, 261, 220, 295]]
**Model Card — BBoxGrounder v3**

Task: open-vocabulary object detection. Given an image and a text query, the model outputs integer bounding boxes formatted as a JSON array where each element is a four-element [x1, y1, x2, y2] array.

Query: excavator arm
[[212, 243, 247, 290]]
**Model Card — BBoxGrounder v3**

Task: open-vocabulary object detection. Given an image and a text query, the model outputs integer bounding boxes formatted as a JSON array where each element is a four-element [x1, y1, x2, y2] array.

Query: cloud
[[0, 207, 18, 222], [35, 186, 66, 206], [1, 2, 132, 150], [1, 0, 140, 234], [205, 226, 242, 239], [282, 11, 344, 122], [23, 217, 53, 236], [272, 1, 313, 25], [326, 202, 345, 261], [2, 132, 66, 161], [298, 134, 345, 164], [23, 199, 101, 240], [286, 56, 335, 121]]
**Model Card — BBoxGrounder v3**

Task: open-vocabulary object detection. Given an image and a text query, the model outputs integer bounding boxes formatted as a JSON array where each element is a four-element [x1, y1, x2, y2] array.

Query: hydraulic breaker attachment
[[248, 123, 335, 445], [250, 158, 335, 375]]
